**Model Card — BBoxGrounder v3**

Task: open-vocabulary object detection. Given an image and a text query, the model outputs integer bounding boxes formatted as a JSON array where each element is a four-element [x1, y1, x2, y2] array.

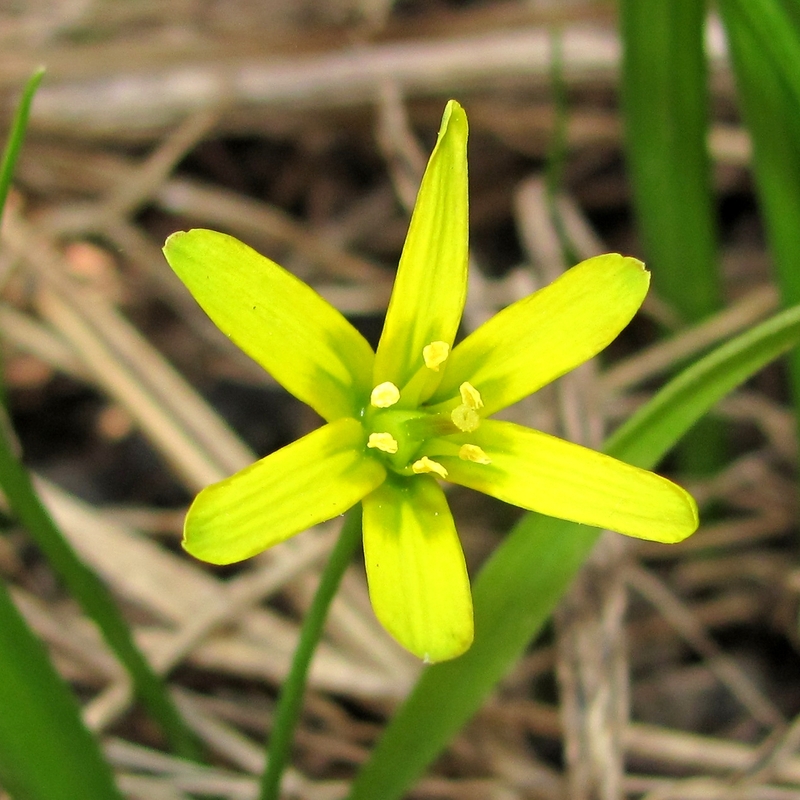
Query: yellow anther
[[367, 432, 399, 454], [451, 404, 480, 433], [459, 444, 491, 464], [422, 341, 450, 371], [370, 381, 400, 408], [412, 456, 448, 479], [459, 382, 484, 410]]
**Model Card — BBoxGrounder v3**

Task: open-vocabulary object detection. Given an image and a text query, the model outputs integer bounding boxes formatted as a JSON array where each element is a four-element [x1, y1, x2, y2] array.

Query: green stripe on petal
[[184, 418, 385, 564], [439, 420, 698, 544], [164, 229, 374, 422], [362, 475, 473, 663], [430, 254, 649, 415], [373, 101, 469, 397]]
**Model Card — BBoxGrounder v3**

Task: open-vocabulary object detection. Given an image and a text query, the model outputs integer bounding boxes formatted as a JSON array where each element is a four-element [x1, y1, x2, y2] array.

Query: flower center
[[362, 345, 492, 477]]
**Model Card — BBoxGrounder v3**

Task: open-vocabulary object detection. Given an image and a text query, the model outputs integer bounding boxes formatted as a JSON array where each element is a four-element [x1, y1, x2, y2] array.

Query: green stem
[[259, 505, 363, 800]]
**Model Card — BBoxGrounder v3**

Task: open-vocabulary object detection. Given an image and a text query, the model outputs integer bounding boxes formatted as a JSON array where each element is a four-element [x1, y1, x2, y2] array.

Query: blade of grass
[[620, 0, 719, 323], [544, 29, 580, 267], [0, 576, 125, 800], [0, 67, 43, 233], [719, 0, 800, 413], [620, 0, 723, 474], [0, 71, 201, 761], [348, 303, 800, 800], [0, 68, 44, 413], [723, 0, 800, 115], [0, 420, 202, 761]]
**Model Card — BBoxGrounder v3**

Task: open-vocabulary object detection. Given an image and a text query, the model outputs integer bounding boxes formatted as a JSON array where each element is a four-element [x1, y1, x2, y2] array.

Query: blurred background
[[2, 2, 800, 799]]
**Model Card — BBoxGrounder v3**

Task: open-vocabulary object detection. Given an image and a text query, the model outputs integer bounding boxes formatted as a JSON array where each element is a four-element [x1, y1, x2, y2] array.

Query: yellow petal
[[440, 420, 698, 543], [362, 476, 473, 662], [373, 101, 469, 398], [430, 254, 649, 415], [183, 418, 385, 564], [164, 229, 374, 422]]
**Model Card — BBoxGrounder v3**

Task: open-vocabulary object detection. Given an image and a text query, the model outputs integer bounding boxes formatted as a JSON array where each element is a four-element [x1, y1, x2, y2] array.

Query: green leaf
[[621, 0, 724, 476], [720, 0, 800, 410], [362, 474, 473, 663], [0, 70, 201, 762], [347, 302, 800, 800], [722, 0, 800, 120], [0, 577, 124, 800], [620, 0, 720, 323], [0, 421, 202, 760], [430, 254, 649, 416], [184, 418, 385, 564], [373, 100, 469, 400], [164, 229, 375, 422], [438, 419, 697, 543], [606, 301, 800, 465], [0, 67, 44, 233]]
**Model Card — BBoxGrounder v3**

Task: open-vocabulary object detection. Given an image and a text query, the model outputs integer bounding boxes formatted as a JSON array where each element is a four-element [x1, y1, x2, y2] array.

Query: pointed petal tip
[[163, 228, 197, 254], [440, 99, 468, 138], [624, 254, 649, 281]]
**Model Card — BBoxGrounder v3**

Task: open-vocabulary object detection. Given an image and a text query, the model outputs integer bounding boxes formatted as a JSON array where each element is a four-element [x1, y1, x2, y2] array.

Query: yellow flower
[[163, 101, 698, 663]]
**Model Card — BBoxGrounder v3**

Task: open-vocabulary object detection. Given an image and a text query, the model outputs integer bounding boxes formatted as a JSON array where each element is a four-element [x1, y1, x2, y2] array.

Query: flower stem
[[259, 505, 363, 800]]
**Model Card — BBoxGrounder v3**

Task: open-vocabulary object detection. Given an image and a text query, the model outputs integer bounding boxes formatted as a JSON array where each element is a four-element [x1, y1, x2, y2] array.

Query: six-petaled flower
[[163, 100, 698, 663]]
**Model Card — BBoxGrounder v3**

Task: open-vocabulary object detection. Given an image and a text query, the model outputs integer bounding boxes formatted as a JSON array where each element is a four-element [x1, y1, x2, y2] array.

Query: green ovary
[[364, 407, 445, 474], [362, 375, 490, 477]]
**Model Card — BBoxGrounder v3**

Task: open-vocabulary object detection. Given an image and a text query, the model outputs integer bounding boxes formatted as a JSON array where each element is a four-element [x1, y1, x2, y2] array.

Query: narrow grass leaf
[[0, 424, 202, 760], [0, 73, 200, 761], [620, 0, 719, 323], [620, 0, 723, 473], [0, 67, 44, 232], [0, 576, 124, 800], [347, 304, 800, 800], [723, 0, 800, 117], [720, 0, 800, 411]]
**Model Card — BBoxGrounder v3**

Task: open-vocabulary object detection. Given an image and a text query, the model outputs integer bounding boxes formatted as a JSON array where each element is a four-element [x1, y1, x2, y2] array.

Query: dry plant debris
[[1, 2, 799, 799]]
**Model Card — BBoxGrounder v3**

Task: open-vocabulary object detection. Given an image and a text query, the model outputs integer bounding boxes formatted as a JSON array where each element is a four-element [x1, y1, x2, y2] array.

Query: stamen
[[422, 341, 450, 372], [367, 432, 399, 454], [412, 456, 448, 479], [370, 381, 400, 408], [451, 405, 480, 433], [459, 382, 484, 410], [459, 444, 491, 464]]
